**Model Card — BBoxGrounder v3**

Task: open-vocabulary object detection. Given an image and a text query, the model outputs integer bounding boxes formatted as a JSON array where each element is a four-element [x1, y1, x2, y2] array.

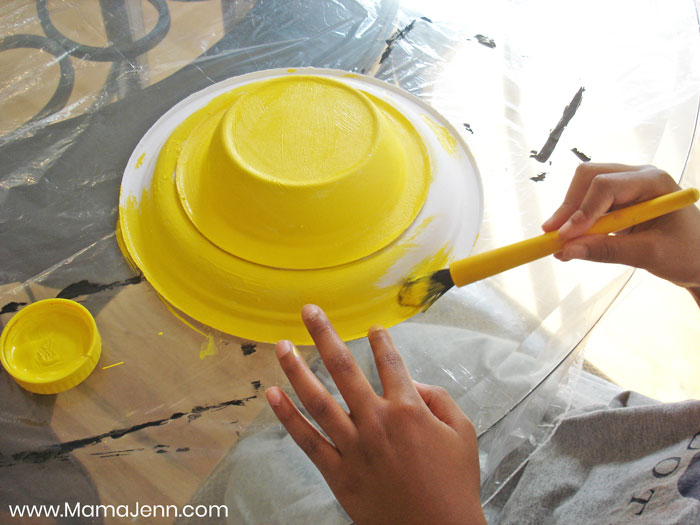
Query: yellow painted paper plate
[[119, 68, 482, 344]]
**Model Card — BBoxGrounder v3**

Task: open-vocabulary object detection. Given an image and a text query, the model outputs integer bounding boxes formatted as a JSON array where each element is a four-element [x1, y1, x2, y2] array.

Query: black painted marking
[[5, 395, 256, 466], [176, 447, 190, 453], [379, 19, 416, 65], [91, 448, 144, 456], [251, 380, 262, 391], [420, 16, 432, 23], [474, 34, 496, 48], [56, 275, 143, 300], [462, 123, 473, 134], [0, 301, 27, 314], [241, 343, 257, 356], [571, 147, 591, 162], [530, 172, 547, 182], [531, 87, 585, 163]]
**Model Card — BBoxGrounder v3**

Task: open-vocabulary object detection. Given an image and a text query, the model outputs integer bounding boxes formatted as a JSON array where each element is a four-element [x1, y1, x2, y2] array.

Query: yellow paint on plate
[[119, 76, 453, 344], [421, 114, 457, 156], [135, 152, 145, 168]]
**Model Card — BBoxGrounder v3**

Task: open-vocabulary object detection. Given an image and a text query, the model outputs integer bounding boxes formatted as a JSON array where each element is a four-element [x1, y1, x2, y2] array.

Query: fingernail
[[563, 244, 589, 260], [275, 340, 293, 359], [265, 388, 282, 407], [302, 304, 320, 321], [368, 324, 385, 335]]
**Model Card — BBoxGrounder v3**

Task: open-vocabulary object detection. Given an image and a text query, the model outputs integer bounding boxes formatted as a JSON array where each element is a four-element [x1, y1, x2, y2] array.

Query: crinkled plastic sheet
[[1, 0, 699, 523]]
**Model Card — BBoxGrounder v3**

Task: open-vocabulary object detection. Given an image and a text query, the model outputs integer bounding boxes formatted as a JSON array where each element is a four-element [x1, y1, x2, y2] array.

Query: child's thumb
[[559, 233, 650, 270]]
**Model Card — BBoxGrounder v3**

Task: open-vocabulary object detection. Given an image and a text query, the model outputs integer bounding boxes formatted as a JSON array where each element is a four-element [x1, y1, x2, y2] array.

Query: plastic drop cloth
[[1, 0, 699, 523]]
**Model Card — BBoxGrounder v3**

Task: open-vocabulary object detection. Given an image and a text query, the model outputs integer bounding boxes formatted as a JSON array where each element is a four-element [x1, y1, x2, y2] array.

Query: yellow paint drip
[[119, 76, 455, 344], [199, 337, 218, 360], [135, 152, 145, 168], [421, 115, 457, 156], [102, 361, 125, 370]]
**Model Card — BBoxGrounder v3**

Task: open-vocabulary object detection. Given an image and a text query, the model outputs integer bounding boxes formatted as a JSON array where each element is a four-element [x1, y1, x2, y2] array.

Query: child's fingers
[[413, 381, 475, 441], [542, 163, 637, 232], [265, 387, 341, 476], [557, 231, 654, 267], [274, 340, 358, 450], [367, 326, 418, 401], [301, 305, 377, 416], [558, 167, 679, 240]]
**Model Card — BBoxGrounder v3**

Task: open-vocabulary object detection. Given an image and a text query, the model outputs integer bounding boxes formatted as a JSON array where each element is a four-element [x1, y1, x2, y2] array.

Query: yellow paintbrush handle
[[449, 187, 700, 287]]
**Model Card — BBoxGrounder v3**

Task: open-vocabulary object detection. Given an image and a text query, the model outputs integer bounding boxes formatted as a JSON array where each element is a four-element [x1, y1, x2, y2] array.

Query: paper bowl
[[175, 75, 430, 269]]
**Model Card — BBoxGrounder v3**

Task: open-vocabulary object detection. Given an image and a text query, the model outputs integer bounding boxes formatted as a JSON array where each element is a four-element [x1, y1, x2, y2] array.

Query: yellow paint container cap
[[0, 299, 102, 394]]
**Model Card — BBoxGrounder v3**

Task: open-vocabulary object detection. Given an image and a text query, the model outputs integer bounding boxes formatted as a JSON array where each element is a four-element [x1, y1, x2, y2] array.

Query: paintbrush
[[399, 187, 700, 310]]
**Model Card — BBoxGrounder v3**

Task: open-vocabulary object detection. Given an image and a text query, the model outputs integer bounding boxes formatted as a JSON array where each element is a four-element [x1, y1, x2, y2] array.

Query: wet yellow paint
[[199, 337, 218, 360], [120, 76, 452, 344], [115, 218, 139, 273], [174, 75, 430, 269], [421, 114, 457, 156], [0, 299, 101, 393], [135, 152, 145, 168], [102, 361, 125, 370]]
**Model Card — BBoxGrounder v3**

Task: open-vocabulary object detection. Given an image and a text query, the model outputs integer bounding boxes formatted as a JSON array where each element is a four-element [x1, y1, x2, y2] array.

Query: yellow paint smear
[[199, 337, 218, 360], [421, 114, 457, 156], [135, 152, 145, 168], [102, 361, 125, 370], [119, 76, 453, 344]]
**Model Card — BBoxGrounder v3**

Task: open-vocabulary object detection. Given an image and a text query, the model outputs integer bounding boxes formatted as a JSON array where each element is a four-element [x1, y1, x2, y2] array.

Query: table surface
[[1, 1, 699, 523]]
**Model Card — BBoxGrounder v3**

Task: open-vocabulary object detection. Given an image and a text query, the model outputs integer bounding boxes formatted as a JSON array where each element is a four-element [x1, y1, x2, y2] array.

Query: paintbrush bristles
[[398, 268, 454, 311]]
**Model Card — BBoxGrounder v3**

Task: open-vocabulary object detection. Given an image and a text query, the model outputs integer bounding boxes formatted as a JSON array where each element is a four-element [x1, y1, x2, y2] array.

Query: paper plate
[[118, 67, 483, 344]]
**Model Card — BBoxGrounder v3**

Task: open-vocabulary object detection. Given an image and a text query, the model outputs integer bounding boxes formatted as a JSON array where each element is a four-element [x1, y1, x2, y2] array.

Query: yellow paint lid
[[0, 299, 102, 394]]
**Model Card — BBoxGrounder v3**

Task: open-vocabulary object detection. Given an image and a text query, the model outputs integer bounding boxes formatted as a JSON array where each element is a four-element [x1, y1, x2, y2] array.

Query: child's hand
[[542, 163, 700, 293], [266, 305, 485, 525]]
